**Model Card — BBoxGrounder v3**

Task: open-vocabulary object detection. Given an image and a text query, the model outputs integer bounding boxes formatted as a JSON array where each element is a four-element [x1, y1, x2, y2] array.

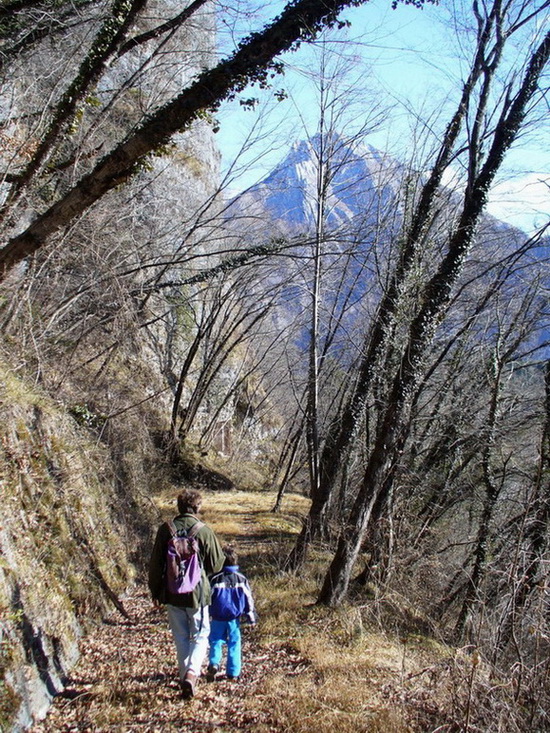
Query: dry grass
[[151, 488, 468, 732]]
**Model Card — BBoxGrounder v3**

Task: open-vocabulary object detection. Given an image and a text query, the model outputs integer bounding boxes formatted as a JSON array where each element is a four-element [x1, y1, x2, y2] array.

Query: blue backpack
[[165, 520, 204, 594]]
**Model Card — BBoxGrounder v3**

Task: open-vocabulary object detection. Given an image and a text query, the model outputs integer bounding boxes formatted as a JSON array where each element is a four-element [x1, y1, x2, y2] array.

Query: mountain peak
[[233, 136, 401, 231]]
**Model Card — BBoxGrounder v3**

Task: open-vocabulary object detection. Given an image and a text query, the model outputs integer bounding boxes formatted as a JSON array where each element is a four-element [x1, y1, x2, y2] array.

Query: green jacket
[[148, 513, 224, 608]]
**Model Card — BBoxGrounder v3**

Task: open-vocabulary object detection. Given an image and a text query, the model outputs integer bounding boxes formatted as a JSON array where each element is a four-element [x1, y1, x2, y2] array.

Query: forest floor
[[30, 585, 305, 732], [29, 489, 495, 733]]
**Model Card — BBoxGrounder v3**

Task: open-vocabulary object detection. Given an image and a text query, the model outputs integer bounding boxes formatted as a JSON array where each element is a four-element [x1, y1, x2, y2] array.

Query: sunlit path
[[31, 585, 306, 732]]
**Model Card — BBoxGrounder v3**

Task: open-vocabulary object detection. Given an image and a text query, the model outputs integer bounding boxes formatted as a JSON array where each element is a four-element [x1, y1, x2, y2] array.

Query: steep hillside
[[0, 5, 236, 724], [0, 351, 167, 730]]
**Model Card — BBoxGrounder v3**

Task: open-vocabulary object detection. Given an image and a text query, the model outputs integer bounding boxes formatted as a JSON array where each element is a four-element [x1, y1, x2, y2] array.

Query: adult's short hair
[[177, 489, 203, 514]]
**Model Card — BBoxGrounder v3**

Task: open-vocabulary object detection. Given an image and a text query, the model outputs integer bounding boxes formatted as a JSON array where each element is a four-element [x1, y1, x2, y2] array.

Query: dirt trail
[[31, 586, 303, 732]]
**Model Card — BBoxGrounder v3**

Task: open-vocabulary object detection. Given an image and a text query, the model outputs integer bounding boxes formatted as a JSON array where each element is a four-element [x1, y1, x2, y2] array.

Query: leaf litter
[[30, 587, 306, 732]]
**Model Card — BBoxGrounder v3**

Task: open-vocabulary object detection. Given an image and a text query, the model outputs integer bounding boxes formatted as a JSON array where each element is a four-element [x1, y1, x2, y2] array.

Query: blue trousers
[[208, 618, 242, 678]]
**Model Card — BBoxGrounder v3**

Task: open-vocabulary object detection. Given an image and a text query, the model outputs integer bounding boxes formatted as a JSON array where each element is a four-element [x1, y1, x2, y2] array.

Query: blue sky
[[215, 0, 549, 234]]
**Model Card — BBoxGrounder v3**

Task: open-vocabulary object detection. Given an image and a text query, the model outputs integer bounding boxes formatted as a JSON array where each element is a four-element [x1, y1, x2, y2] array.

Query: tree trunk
[[317, 27, 550, 605], [287, 12, 503, 569]]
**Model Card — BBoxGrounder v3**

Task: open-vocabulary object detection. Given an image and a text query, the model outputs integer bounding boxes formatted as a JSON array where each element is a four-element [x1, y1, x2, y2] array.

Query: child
[[206, 545, 256, 681]]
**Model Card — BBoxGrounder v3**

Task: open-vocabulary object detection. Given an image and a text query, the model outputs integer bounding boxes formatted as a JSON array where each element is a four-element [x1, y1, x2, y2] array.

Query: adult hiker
[[148, 489, 224, 698]]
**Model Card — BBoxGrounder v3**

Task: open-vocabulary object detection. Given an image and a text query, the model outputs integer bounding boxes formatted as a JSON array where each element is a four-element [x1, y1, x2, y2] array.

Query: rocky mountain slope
[[236, 136, 401, 231]]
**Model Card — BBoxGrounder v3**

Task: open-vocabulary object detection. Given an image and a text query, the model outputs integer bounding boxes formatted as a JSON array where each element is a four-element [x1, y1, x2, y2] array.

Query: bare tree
[[0, 0, 389, 281], [315, 2, 550, 605]]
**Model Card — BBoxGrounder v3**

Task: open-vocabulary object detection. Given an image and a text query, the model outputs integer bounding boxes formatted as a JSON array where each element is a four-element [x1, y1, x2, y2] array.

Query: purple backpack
[[165, 519, 204, 594]]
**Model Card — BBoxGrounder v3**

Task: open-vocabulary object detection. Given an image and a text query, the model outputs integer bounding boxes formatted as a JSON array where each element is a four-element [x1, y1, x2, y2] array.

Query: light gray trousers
[[166, 604, 210, 678]]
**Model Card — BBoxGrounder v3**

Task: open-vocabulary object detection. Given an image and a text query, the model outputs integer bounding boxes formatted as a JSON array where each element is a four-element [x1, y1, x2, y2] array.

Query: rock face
[[0, 380, 139, 731]]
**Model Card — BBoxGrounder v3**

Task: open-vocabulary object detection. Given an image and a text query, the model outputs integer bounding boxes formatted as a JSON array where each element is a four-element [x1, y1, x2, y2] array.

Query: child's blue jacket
[[209, 565, 256, 623]]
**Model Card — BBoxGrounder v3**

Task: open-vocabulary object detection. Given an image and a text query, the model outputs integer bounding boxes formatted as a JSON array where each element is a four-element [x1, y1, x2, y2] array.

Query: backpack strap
[[187, 520, 204, 538], [166, 519, 178, 537], [165, 519, 204, 538], [187, 520, 206, 628]]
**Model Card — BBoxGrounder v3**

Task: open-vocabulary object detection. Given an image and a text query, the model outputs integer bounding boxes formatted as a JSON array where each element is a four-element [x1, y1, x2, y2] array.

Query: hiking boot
[[227, 675, 240, 682], [206, 664, 219, 682], [181, 671, 197, 699]]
